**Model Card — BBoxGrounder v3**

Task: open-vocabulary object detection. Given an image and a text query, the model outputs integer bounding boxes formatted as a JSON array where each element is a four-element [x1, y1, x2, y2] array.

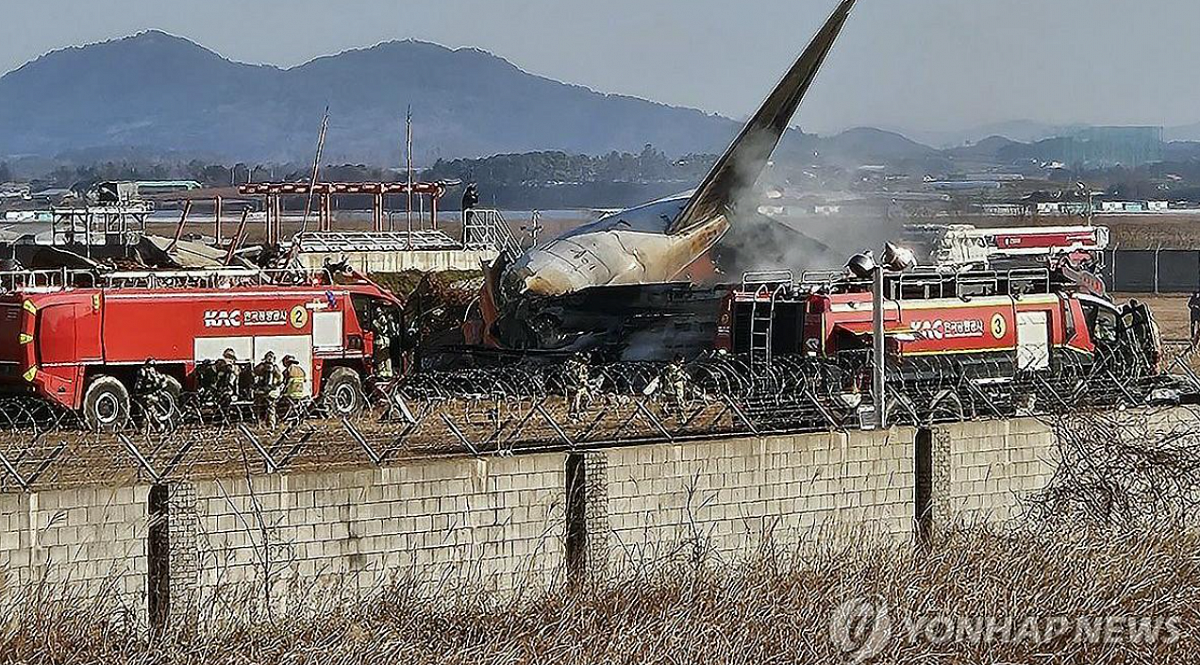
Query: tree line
[[422, 145, 717, 187]]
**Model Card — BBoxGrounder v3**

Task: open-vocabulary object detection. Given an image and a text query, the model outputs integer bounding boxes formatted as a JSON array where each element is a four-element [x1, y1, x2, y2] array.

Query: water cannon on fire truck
[[902, 223, 1108, 268], [898, 222, 1110, 298]]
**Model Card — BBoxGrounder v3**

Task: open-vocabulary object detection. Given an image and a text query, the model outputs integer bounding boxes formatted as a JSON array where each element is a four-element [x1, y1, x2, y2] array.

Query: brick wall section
[[0, 485, 149, 615], [600, 428, 915, 570], [931, 417, 1059, 526], [582, 452, 609, 576], [174, 452, 566, 610], [167, 482, 200, 624]]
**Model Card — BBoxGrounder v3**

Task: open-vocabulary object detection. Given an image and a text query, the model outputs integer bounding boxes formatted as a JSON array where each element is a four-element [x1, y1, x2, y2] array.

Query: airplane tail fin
[[668, 0, 856, 234]]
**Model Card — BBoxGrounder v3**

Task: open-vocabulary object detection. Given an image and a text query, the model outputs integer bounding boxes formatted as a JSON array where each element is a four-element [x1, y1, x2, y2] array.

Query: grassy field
[[2, 526, 1197, 663]]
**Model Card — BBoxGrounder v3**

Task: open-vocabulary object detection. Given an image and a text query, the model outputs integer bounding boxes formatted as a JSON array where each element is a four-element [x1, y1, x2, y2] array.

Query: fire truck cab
[[0, 268, 403, 429]]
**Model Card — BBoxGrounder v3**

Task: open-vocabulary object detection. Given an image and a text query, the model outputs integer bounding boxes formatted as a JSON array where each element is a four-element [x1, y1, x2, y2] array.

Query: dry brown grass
[[2, 525, 1199, 663]]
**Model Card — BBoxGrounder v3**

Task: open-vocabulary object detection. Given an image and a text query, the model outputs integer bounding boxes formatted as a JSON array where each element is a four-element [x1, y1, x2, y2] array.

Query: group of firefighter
[[134, 349, 309, 429], [563, 352, 691, 419], [133, 337, 693, 428]]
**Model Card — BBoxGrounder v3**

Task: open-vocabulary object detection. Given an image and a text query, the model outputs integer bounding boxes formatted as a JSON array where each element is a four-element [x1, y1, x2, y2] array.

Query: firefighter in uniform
[[252, 351, 283, 429], [194, 360, 217, 400], [213, 348, 240, 409], [134, 358, 169, 426], [662, 354, 689, 417], [373, 314, 397, 380], [564, 352, 592, 418], [281, 355, 308, 420], [1189, 290, 1200, 345]]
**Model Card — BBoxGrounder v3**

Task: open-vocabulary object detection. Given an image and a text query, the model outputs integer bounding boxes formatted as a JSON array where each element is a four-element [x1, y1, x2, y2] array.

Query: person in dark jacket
[[252, 351, 283, 429], [461, 183, 479, 212], [1190, 291, 1200, 345], [461, 183, 480, 239], [134, 358, 171, 429]]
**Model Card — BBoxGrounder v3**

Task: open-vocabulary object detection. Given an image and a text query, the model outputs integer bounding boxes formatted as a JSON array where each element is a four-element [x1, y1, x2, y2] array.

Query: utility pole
[[405, 106, 414, 243], [1077, 180, 1094, 226], [872, 265, 887, 429]]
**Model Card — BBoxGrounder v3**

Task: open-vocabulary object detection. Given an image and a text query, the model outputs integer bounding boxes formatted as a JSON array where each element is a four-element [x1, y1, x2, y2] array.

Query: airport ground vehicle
[[717, 265, 1161, 409], [0, 268, 403, 429]]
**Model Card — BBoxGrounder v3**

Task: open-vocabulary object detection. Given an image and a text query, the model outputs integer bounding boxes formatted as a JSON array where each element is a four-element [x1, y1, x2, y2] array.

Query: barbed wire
[[0, 348, 1188, 492], [1028, 406, 1200, 527]]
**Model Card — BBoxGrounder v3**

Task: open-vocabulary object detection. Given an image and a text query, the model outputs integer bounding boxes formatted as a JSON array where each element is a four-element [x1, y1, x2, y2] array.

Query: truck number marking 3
[[991, 313, 1007, 339]]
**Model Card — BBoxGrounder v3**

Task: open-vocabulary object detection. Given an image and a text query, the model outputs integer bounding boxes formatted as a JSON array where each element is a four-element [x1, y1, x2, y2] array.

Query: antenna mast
[[300, 106, 330, 236]]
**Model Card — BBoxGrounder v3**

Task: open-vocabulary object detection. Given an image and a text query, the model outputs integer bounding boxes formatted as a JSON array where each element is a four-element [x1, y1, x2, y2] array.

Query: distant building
[[30, 187, 73, 203], [981, 203, 1029, 217], [930, 180, 1003, 192], [1035, 202, 1089, 216], [96, 180, 203, 202], [0, 184, 30, 201], [963, 173, 1025, 182], [135, 180, 202, 195]]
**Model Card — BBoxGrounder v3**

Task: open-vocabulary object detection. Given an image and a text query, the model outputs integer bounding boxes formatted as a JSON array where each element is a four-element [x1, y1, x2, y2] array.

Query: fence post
[[1110, 248, 1118, 291], [147, 484, 170, 633], [1154, 246, 1161, 295], [914, 428, 933, 548], [565, 451, 608, 587]]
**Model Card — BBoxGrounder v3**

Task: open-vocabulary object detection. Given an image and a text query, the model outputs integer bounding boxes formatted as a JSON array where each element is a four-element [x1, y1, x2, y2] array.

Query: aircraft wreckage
[[478, 0, 858, 356]]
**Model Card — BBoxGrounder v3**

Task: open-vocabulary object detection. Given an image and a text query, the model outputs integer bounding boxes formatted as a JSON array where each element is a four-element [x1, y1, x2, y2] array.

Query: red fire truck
[[716, 266, 1161, 388], [0, 268, 403, 429]]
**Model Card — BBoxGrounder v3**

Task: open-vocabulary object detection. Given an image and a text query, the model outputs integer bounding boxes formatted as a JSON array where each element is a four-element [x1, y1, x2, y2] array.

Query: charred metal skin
[[497, 0, 857, 301]]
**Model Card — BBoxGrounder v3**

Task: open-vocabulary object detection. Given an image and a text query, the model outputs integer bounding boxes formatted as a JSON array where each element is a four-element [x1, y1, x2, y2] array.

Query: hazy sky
[[2, 0, 1198, 136]]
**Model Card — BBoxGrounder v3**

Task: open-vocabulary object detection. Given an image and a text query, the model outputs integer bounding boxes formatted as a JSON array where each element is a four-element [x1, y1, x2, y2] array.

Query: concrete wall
[[0, 485, 149, 616], [598, 429, 915, 570], [0, 416, 1074, 624], [931, 418, 1059, 526], [173, 451, 565, 614]]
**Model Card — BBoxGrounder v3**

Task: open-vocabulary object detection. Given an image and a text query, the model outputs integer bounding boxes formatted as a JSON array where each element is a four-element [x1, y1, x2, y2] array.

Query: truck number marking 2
[[203, 309, 294, 328]]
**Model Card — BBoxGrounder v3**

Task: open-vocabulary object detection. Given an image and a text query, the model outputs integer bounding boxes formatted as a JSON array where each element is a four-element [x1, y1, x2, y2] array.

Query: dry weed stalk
[[1, 524, 1198, 663]]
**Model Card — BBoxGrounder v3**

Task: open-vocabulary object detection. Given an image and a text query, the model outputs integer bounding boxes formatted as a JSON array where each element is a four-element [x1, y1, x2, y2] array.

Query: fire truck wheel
[[323, 367, 364, 416], [83, 375, 131, 431]]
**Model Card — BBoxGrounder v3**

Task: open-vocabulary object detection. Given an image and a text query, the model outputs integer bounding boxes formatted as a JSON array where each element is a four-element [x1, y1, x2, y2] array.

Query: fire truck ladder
[[743, 271, 793, 377]]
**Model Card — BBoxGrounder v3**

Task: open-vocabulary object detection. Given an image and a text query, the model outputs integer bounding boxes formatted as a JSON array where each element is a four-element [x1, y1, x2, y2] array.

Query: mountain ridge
[[3, 31, 1188, 169], [0, 31, 746, 163]]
